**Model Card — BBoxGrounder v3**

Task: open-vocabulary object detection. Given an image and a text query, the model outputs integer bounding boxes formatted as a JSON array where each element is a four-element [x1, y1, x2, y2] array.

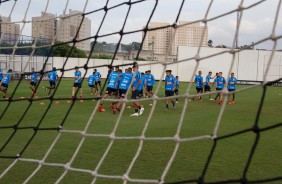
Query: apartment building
[[57, 9, 91, 51], [0, 15, 20, 44], [32, 12, 56, 42]]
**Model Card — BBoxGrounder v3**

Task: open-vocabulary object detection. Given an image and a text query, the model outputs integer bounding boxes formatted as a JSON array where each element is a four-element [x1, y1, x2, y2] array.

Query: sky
[[0, 0, 281, 50]]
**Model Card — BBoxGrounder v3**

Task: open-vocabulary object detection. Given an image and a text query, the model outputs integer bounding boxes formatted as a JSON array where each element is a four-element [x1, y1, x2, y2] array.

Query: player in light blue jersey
[[139, 72, 146, 98], [71, 66, 83, 99], [194, 71, 204, 102], [94, 68, 102, 94], [0, 69, 12, 98], [145, 70, 155, 98], [99, 66, 120, 112], [88, 72, 96, 95], [164, 70, 176, 110], [29, 68, 40, 95], [130, 64, 144, 116], [228, 72, 237, 104], [204, 71, 216, 100], [0, 68, 3, 83], [113, 69, 133, 113], [174, 76, 179, 103], [46, 67, 58, 96], [214, 72, 226, 105]]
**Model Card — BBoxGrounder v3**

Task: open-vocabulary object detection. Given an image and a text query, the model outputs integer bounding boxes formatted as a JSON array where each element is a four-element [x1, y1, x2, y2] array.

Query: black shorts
[[196, 87, 203, 93], [88, 84, 94, 88], [30, 82, 37, 86], [73, 83, 82, 88], [228, 89, 236, 92], [105, 87, 118, 95], [131, 90, 140, 99], [174, 89, 179, 94], [49, 81, 56, 87], [146, 86, 153, 92], [95, 81, 101, 86], [165, 90, 174, 97], [204, 85, 211, 92], [216, 88, 223, 91], [1, 83, 8, 90], [139, 89, 144, 96], [119, 89, 127, 98]]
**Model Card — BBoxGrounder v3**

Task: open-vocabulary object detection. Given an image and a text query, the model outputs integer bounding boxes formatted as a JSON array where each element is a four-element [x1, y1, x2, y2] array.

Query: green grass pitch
[[0, 79, 281, 184]]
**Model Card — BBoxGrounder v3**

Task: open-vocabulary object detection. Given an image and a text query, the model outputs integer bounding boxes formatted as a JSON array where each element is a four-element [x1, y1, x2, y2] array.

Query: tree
[[53, 42, 87, 58]]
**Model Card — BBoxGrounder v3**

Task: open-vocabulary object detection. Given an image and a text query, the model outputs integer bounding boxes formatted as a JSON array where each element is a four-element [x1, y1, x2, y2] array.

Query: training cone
[[20, 96, 25, 99], [40, 102, 45, 105], [55, 101, 60, 104], [66, 100, 71, 103], [126, 106, 131, 109]]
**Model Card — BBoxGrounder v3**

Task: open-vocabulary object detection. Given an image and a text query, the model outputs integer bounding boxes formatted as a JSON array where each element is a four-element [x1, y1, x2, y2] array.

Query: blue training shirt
[[175, 79, 179, 90], [49, 71, 57, 82], [165, 74, 175, 91], [2, 73, 12, 85], [88, 75, 96, 86], [95, 71, 101, 81], [205, 75, 211, 86], [0, 69, 3, 81], [132, 71, 142, 91], [215, 77, 226, 89], [107, 71, 119, 89], [228, 77, 237, 90], [146, 74, 155, 86], [31, 72, 39, 82], [195, 75, 203, 88], [118, 72, 133, 90], [74, 71, 82, 83]]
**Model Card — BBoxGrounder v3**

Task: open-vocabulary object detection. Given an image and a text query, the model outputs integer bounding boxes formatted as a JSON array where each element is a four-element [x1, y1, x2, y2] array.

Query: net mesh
[[0, 0, 282, 183]]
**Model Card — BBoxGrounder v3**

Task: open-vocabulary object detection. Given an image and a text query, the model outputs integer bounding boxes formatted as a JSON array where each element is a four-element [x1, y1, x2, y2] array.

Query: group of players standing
[[0, 65, 237, 116]]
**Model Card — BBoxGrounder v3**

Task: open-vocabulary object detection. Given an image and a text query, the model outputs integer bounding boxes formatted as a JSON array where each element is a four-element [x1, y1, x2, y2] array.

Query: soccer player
[[214, 72, 226, 105], [204, 71, 216, 100], [130, 65, 144, 116], [94, 68, 102, 94], [227, 72, 237, 104], [71, 66, 83, 99], [98, 66, 119, 112], [88, 72, 96, 94], [164, 70, 176, 110], [145, 70, 155, 98], [29, 68, 39, 95], [0, 68, 3, 83], [174, 76, 179, 103], [114, 69, 133, 113], [194, 71, 204, 102], [46, 67, 58, 96], [0, 69, 12, 98], [139, 72, 146, 98]]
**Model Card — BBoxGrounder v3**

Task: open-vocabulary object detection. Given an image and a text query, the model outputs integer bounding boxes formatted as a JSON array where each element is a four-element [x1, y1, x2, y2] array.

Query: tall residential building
[[0, 15, 20, 45], [57, 9, 91, 51], [32, 12, 56, 43], [142, 21, 208, 56]]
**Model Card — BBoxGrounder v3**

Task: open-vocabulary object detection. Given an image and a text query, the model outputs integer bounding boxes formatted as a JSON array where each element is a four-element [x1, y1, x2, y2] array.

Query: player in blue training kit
[[204, 71, 216, 100], [113, 69, 133, 114], [0, 69, 13, 98], [71, 66, 83, 99], [94, 68, 102, 94], [139, 72, 146, 98], [145, 70, 155, 98], [194, 71, 204, 102], [174, 76, 179, 103], [228, 72, 237, 104], [46, 67, 58, 96], [130, 65, 145, 116], [165, 70, 176, 110], [99, 66, 120, 112], [29, 68, 40, 95], [214, 72, 226, 105], [0, 68, 3, 83], [88, 72, 96, 95]]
